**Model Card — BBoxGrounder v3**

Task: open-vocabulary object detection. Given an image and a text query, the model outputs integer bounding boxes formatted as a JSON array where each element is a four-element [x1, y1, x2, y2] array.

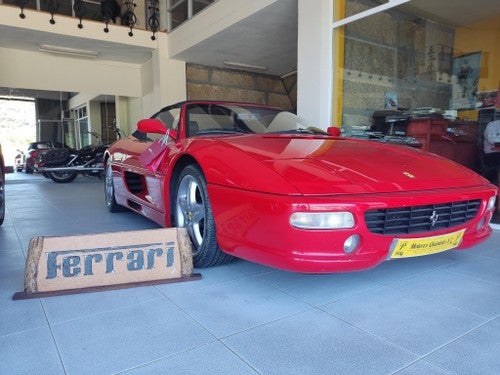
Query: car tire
[[104, 163, 124, 212], [25, 165, 34, 174], [174, 164, 233, 268], [47, 171, 78, 183]]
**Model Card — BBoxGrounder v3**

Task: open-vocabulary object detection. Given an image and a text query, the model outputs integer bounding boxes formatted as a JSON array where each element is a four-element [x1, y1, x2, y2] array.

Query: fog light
[[343, 234, 360, 254], [486, 196, 496, 211], [290, 212, 355, 229]]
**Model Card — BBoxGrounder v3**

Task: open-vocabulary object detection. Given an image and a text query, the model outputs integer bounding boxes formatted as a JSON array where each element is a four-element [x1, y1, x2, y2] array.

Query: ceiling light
[[281, 70, 297, 79], [223, 60, 268, 71], [39, 44, 99, 58]]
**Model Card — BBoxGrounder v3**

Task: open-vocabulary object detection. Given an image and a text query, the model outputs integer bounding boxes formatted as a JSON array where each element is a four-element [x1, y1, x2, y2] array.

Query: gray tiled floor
[[1, 173, 499, 375]]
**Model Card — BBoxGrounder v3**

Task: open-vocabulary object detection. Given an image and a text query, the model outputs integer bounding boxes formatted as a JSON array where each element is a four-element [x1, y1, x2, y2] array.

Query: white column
[[160, 0, 169, 31], [297, 0, 333, 129], [149, 32, 186, 112]]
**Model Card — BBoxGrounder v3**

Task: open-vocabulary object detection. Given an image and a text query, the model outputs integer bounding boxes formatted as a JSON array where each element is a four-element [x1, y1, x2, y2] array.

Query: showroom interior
[[0, 0, 499, 182], [1, 1, 500, 374]]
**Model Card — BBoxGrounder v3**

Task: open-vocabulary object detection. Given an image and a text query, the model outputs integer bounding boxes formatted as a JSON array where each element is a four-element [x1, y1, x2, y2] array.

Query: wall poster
[[450, 51, 481, 110]]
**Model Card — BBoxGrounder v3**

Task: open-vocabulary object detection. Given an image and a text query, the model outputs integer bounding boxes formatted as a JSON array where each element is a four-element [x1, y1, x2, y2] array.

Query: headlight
[[486, 196, 496, 211], [290, 212, 355, 229]]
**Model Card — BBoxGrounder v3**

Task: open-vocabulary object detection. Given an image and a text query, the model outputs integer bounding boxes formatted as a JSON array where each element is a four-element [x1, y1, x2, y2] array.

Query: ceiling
[[0, 25, 154, 64], [173, 0, 500, 76], [0, 0, 499, 95], [172, 0, 298, 76]]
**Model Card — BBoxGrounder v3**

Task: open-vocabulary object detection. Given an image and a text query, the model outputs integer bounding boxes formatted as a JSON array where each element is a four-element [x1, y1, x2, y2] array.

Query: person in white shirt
[[483, 119, 500, 183]]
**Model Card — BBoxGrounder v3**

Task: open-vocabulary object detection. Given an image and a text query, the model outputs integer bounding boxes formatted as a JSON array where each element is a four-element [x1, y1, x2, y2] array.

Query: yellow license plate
[[389, 229, 466, 259]]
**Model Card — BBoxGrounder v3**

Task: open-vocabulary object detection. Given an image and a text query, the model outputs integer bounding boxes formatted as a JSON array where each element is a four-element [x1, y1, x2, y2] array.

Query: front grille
[[365, 200, 481, 235]]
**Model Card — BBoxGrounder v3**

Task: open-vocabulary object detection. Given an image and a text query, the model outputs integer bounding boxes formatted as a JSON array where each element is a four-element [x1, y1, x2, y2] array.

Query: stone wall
[[341, 0, 455, 127], [186, 64, 294, 111]]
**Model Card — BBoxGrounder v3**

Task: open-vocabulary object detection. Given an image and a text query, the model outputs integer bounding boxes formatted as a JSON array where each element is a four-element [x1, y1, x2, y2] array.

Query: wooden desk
[[406, 118, 479, 170]]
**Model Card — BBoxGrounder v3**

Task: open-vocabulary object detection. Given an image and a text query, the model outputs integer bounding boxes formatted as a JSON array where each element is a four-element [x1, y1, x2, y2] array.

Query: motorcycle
[[36, 128, 123, 183], [36, 143, 107, 183]]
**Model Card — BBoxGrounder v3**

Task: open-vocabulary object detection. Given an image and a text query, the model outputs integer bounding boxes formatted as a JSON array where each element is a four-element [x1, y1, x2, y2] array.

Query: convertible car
[[104, 101, 497, 273]]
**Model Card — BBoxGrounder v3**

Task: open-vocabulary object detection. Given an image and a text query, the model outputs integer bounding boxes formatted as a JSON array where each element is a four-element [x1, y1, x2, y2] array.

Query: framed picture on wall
[[450, 51, 481, 110]]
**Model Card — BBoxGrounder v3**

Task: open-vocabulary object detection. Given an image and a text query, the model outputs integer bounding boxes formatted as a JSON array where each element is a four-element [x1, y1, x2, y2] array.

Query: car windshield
[[185, 103, 322, 136]]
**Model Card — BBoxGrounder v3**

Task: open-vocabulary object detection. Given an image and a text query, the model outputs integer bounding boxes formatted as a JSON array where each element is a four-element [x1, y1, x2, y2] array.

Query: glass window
[[74, 105, 90, 148], [154, 108, 180, 130], [335, 0, 455, 130], [168, 0, 216, 31], [333, 0, 499, 173], [146, 107, 180, 141], [185, 103, 312, 136]]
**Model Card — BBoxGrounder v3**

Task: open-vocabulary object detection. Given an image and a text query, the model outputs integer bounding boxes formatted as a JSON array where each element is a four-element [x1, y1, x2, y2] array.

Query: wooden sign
[[13, 228, 200, 300]]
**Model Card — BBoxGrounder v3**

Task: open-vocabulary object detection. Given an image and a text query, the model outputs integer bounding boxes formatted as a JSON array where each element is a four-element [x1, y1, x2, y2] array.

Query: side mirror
[[137, 119, 179, 140], [137, 119, 166, 134], [327, 126, 341, 137]]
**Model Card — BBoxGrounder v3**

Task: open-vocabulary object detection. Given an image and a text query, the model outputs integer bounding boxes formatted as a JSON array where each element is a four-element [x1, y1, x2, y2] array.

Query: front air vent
[[365, 200, 481, 235]]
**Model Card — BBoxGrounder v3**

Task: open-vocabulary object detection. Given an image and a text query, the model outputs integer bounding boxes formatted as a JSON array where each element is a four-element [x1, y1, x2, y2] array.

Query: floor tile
[[361, 251, 462, 285], [223, 309, 418, 375], [0, 292, 47, 337], [0, 228, 23, 251], [42, 286, 165, 324], [169, 277, 311, 338], [123, 341, 258, 375], [0, 327, 64, 375], [321, 286, 486, 355], [255, 269, 383, 306], [393, 269, 500, 319], [154, 262, 248, 297], [443, 253, 500, 285], [393, 360, 451, 375], [228, 259, 277, 276], [52, 298, 215, 375], [424, 318, 500, 374]]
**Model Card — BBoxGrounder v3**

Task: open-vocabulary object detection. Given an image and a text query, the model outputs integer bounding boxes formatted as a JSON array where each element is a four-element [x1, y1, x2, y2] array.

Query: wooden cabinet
[[407, 118, 479, 170]]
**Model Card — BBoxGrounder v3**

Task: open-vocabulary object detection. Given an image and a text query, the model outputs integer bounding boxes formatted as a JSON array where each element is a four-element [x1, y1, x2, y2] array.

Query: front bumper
[[209, 184, 497, 273]]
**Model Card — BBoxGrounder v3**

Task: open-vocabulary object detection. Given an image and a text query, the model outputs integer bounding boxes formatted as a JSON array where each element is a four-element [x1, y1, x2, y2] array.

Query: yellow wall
[[332, 0, 345, 126], [455, 14, 500, 92]]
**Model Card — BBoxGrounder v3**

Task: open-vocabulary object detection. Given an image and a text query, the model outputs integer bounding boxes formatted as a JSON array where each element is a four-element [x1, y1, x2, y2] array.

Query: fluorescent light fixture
[[332, 0, 411, 29], [39, 44, 99, 58], [281, 69, 297, 79], [223, 60, 267, 71]]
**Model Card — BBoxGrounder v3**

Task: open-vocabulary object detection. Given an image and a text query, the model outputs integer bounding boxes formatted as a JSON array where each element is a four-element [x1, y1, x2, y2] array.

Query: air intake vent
[[365, 200, 481, 235]]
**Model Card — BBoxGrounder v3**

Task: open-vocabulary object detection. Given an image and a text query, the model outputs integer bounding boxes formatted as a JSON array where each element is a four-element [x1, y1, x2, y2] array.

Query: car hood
[[212, 134, 487, 195]]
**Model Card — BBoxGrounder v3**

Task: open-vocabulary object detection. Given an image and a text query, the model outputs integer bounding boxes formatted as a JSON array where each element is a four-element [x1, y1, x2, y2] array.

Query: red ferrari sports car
[[104, 101, 497, 273]]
